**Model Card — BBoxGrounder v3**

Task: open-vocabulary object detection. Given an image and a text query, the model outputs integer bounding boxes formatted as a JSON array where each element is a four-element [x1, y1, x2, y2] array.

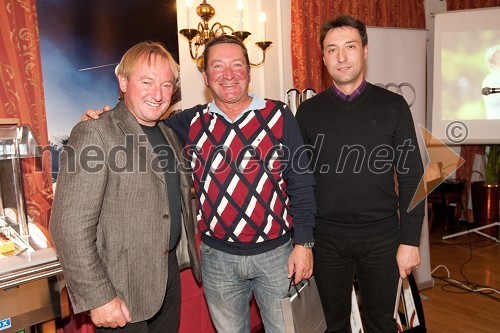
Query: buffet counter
[[0, 247, 66, 332]]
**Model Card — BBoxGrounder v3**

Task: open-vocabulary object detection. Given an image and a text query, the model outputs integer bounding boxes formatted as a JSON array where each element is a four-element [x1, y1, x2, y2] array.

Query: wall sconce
[[179, 0, 272, 71]]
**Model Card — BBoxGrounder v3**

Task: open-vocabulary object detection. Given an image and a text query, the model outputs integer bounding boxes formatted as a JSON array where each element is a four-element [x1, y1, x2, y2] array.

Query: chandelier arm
[[187, 41, 199, 60], [220, 24, 235, 34], [210, 22, 223, 31], [249, 50, 266, 67], [209, 22, 234, 36], [250, 41, 272, 67], [198, 22, 210, 45]]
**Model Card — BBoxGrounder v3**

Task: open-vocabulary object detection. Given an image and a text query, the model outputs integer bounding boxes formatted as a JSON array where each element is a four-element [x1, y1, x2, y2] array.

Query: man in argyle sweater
[[165, 35, 316, 333]]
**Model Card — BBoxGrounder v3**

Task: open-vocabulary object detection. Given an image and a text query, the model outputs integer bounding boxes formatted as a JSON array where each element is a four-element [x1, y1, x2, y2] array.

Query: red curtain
[[291, 0, 426, 92], [1, 1, 78, 331], [0, 0, 53, 228], [447, 0, 500, 9]]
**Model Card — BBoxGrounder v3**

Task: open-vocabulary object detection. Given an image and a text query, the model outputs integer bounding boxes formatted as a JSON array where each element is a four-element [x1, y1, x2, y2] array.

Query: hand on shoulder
[[81, 105, 111, 121]]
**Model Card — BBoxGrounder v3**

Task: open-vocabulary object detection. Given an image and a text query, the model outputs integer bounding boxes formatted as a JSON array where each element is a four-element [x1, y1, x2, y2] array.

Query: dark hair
[[202, 34, 250, 71], [319, 15, 368, 51]]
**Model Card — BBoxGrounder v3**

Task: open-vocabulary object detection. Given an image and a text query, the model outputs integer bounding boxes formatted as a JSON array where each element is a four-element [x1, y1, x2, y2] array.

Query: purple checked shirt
[[331, 79, 367, 102]]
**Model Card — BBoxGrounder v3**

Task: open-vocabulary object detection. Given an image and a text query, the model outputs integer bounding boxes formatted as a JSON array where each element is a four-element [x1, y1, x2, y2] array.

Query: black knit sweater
[[296, 83, 425, 246]]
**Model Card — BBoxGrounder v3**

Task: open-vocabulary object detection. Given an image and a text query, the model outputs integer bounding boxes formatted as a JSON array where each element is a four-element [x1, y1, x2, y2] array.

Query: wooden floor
[[420, 219, 500, 333]]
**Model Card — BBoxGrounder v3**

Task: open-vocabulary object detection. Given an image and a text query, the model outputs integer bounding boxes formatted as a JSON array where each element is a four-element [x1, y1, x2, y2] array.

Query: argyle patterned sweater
[[165, 98, 316, 255]]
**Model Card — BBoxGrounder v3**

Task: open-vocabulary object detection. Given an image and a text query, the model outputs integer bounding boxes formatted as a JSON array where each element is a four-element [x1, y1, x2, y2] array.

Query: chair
[[427, 180, 466, 232]]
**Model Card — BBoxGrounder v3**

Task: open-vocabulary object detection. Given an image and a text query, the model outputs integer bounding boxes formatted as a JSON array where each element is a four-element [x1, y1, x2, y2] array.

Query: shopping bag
[[350, 285, 364, 333], [351, 273, 425, 332], [394, 274, 426, 332], [280, 276, 327, 333]]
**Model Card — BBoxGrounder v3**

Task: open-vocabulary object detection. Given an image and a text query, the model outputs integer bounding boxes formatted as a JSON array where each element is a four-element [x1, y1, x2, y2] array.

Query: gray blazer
[[49, 101, 201, 322]]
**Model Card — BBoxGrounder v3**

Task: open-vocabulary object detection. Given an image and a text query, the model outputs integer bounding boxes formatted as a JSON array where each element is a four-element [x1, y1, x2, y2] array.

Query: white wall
[[176, 0, 293, 107], [424, 0, 447, 129], [364, 27, 433, 290]]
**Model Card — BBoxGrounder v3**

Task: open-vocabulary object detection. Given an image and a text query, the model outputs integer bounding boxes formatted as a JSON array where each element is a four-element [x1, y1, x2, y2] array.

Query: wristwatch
[[295, 242, 315, 249]]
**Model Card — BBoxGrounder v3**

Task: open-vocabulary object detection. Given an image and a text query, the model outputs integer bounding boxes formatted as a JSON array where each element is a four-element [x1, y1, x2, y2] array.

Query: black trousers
[[96, 251, 181, 333], [314, 228, 400, 333]]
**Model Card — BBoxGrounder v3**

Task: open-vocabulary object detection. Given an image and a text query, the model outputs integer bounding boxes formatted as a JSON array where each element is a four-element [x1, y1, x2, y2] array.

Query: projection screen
[[431, 7, 500, 145]]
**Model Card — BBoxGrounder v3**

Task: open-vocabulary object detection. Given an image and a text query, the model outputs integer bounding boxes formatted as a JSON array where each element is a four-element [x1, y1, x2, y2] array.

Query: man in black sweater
[[296, 15, 425, 333]]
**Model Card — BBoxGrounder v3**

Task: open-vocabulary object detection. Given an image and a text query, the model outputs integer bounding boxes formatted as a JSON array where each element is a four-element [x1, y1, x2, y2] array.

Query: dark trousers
[[96, 251, 181, 333], [314, 228, 400, 333]]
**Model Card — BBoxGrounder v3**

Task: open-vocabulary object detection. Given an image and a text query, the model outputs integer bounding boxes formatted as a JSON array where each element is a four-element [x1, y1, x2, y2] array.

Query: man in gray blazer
[[49, 41, 201, 332]]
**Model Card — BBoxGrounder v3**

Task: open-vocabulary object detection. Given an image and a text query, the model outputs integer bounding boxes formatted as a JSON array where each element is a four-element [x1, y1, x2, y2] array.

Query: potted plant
[[484, 145, 500, 185], [471, 145, 500, 237]]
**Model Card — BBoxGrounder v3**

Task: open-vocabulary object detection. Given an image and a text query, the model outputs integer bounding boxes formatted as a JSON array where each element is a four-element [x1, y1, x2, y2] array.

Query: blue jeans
[[200, 240, 292, 333]]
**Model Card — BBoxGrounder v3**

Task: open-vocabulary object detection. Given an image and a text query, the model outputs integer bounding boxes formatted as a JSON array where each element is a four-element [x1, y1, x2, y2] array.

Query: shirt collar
[[331, 79, 367, 102], [208, 93, 266, 123]]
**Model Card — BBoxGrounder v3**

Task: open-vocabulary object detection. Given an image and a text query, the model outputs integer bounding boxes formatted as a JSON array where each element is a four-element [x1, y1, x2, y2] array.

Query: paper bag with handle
[[280, 275, 327, 333]]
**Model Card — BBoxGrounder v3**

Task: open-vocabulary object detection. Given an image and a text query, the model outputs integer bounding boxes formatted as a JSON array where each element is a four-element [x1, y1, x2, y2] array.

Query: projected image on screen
[[441, 30, 500, 120], [432, 8, 500, 144], [482, 45, 500, 119]]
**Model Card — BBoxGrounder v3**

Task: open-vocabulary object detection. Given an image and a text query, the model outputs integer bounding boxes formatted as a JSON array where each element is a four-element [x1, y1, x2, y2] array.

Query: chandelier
[[179, 0, 272, 70]]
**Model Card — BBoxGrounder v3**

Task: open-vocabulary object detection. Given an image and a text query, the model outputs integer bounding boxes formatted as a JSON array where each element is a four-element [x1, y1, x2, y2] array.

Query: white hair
[[485, 45, 500, 70]]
